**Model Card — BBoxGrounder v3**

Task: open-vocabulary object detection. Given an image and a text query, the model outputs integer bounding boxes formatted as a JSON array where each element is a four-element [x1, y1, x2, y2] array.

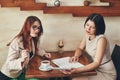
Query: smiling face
[[30, 21, 41, 37], [85, 20, 96, 36]]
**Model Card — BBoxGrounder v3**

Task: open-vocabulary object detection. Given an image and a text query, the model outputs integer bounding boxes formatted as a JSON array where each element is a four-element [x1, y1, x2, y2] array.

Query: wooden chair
[[111, 44, 120, 80]]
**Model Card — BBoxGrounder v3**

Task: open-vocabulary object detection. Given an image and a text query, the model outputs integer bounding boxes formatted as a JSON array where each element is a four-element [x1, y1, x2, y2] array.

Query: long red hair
[[7, 16, 43, 50]]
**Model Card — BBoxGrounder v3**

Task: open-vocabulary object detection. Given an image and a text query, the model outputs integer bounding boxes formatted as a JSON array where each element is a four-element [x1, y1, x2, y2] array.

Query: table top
[[26, 51, 97, 78]]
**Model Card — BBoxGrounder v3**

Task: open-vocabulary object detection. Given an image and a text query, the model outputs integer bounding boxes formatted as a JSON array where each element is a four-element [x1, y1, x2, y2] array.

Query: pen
[[19, 47, 24, 50], [11, 46, 29, 53], [19, 47, 30, 53]]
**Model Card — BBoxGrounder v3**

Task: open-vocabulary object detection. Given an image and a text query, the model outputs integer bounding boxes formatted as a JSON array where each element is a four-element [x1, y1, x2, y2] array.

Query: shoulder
[[11, 37, 22, 43], [96, 35, 107, 40], [10, 36, 23, 47], [97, 35, 107, 44], [97, 34, 105, 38]]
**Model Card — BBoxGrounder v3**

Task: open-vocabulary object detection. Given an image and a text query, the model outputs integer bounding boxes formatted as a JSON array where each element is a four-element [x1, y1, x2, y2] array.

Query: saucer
[[39, 66, 52, 71]]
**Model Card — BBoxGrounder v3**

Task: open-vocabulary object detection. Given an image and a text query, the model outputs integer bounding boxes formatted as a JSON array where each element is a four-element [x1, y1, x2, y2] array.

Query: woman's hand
[[21, 49, 29, 68], [21, 50, 29, 60], [61, 68, 80, 74], [44, 53, 52, 59], [69, 56, 79, 63], [70, 68, 80, 74]]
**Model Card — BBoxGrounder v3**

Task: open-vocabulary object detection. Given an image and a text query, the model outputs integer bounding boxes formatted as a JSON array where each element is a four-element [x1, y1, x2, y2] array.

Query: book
[[52, 57, 84, 70]]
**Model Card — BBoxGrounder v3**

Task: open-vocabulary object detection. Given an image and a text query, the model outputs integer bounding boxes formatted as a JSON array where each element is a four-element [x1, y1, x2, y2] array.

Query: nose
[[87, 26, 91, 30], [35, 29, 40, 33]]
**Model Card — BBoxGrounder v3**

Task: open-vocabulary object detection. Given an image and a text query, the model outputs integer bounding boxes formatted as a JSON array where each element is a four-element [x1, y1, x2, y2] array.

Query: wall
[[0, 0, 120, 69]]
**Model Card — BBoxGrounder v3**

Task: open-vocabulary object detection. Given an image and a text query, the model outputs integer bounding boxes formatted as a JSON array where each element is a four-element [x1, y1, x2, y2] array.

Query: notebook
[[52, 57, 84, 70]]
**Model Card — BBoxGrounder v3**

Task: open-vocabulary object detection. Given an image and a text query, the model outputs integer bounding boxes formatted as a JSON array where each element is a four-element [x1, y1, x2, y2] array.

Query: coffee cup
[[40, 60, 50, 70]]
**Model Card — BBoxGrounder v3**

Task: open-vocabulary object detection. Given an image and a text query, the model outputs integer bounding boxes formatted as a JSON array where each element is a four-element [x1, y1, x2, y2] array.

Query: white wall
[[36, 0, 109, 6], [0, 0, 120, 69]]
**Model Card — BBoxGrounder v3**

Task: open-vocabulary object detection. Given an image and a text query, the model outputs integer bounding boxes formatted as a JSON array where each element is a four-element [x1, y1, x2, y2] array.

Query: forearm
[[8, 58, 25, 71], [74, 48, 83, 57], [37, 48, 46, 57], [77, 61, 99, 73]]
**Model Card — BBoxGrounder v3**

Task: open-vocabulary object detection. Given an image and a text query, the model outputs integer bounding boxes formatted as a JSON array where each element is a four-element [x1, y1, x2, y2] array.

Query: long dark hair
[[7, 16, 43, 50], [84, 13, 105, 35]]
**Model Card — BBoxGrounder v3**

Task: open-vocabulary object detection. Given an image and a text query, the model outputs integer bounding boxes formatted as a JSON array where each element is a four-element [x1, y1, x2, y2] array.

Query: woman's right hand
[[69, 56, 79, 63], [21, 50, 29, 68], [21, 50, 29, 60]]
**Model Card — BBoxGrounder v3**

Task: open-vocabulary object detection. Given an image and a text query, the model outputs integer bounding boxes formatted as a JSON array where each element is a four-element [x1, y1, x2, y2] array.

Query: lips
[[86, 30, 90, 33]]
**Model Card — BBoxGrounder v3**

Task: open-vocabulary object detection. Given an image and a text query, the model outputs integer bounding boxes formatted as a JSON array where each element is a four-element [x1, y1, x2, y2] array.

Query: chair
[[111, 44, 120, 80]]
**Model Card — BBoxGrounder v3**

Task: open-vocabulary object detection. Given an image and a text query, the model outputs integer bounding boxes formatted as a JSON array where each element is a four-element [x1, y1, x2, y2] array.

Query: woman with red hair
[[0, 16, 51, 80]]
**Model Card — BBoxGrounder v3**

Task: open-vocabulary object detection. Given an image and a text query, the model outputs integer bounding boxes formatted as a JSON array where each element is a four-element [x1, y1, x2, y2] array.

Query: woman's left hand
[[61, 68, 80, 74], [44, 53, 52, 59], [60, 69, 72, 74]]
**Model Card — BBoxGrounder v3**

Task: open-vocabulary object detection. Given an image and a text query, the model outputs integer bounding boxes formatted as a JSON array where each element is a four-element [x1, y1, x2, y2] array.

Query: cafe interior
[[0, 0, 120, 80]]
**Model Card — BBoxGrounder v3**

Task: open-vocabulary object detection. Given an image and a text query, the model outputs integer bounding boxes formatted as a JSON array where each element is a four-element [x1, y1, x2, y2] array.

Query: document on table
[[52, 57, 84, 70]]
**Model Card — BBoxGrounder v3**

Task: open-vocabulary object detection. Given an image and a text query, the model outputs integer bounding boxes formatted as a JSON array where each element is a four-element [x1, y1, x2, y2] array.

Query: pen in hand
[[19, 47, 30, 53], [11, 47, 25, 51], [19, 47, 24, 50]]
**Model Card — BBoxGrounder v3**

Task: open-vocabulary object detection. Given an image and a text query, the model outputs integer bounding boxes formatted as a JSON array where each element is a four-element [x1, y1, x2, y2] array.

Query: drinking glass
[[58, 40, 64, 53]]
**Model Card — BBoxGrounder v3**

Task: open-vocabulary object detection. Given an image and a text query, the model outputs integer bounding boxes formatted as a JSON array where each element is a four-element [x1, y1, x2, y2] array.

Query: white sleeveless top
[[85, 35, 116, 77], [86, 35, 111, 64]]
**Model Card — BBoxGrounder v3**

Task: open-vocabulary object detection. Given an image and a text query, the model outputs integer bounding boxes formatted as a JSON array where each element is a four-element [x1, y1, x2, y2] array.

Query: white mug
[[40, 60, 50, 69]]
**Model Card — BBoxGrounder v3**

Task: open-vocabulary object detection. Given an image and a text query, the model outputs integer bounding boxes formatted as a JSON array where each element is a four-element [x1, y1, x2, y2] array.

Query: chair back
[[111, 44, 120, 80]]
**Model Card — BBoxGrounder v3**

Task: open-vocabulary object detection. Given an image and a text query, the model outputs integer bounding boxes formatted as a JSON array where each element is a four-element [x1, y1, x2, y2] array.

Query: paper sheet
[[52, 57, 84, 70]]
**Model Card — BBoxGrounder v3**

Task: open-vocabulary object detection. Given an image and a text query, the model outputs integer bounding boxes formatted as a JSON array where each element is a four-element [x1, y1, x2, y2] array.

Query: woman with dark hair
[[0, 16, 51, 80], [61, 13, 116, 80]]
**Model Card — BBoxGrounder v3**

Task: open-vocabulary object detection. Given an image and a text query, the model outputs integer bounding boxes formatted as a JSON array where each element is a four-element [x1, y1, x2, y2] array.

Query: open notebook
[[52, 57, 84, 70]]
